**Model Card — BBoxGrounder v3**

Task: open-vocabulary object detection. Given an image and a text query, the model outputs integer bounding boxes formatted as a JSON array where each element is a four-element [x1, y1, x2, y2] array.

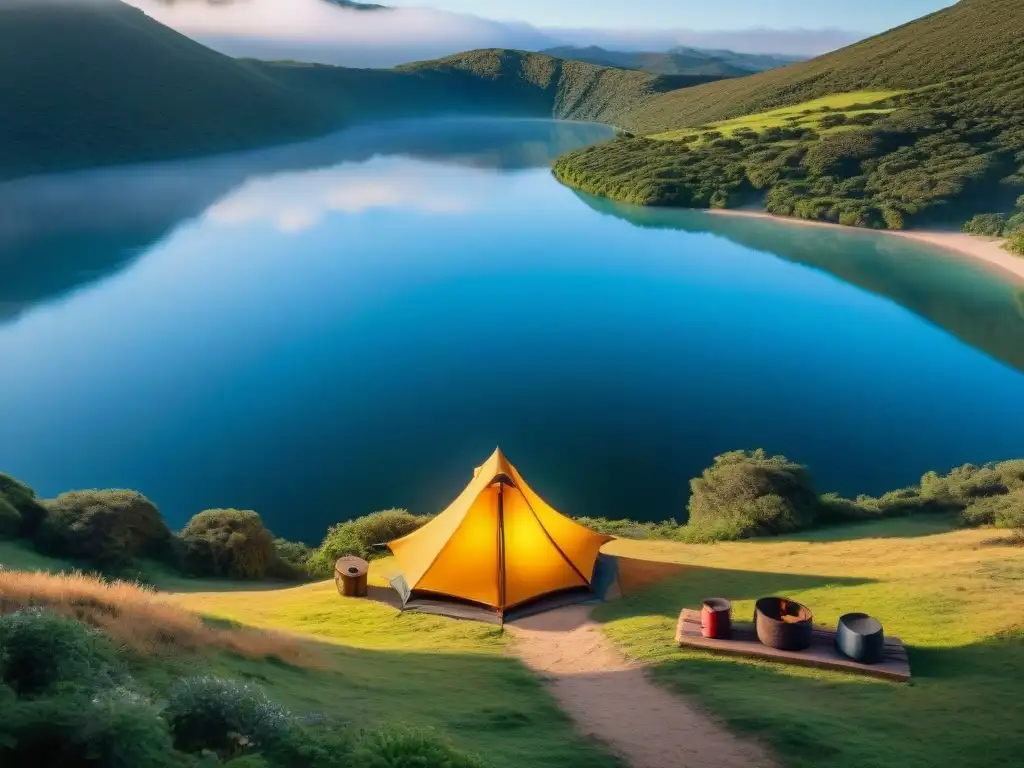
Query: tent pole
[[497, 481, 506, 624]]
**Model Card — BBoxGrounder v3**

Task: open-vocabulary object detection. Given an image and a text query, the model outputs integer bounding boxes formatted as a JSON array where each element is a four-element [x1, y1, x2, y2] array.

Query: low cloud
[[128, 0, 860, 66]]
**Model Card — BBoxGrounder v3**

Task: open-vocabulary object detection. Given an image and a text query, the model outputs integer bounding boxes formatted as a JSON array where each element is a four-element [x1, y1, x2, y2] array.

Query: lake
[[2, 118, 1023, 543]]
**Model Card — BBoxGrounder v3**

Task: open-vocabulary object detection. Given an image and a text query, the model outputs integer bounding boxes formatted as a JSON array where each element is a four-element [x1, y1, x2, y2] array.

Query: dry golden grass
[[0, 569, 319, 667]]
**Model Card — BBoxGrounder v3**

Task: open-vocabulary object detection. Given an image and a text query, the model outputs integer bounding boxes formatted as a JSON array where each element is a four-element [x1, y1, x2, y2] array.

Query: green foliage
[[1005, 232, 1024, 256], [266, 538, 314, 581], [35, 489, 170, 568], [163, 675, 291, 758], [622, 0, 1024, 133], [349, 727, 487, 768], [0, 472, 48, 536], [964, 213, 1007, 236], [686, 449, 819, 540], [573, 516, 682, 540], [308, 509, 430, 577], [960, 490, 1024, 529], [177, 510, 276, 580], [0, 496, 22, 539], [0, 687, 183, 768], [0, 609, 120, 696]]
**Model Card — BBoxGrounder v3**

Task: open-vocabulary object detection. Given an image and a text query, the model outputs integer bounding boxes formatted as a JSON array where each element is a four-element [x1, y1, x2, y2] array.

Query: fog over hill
[[128, 0, 859, 67]]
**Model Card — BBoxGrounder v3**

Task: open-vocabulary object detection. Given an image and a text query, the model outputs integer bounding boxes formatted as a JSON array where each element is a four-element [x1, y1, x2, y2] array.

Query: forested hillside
[[554, 0, 1024, 231], [625, 0, 1023, 133], [538, 45, 785, 78]]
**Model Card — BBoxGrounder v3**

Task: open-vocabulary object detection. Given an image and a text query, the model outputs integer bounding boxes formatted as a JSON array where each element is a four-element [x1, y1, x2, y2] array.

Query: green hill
[[0, 1, 702, 180], [540, 45, 801, 78], [626, 0, 1024, 132], [0, 0, 344, 179], [553, 0, 1024, 231]]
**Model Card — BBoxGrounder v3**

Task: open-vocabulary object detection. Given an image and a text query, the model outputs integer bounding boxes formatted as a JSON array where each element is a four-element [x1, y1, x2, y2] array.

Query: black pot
[[754, 596, 813, 651], [836, 613, 885, 664]]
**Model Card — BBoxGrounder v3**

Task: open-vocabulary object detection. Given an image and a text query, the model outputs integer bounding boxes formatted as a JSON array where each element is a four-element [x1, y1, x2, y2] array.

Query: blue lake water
[[1, 118, 1023, 542]]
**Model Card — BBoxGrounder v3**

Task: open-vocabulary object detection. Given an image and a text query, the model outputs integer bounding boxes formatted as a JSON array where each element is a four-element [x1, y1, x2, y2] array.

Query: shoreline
[[707, 208, 1024, 285]]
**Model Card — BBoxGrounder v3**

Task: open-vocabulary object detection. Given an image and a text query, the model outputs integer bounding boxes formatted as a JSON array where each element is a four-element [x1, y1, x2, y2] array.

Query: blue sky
[[384, 0, 954, 32]]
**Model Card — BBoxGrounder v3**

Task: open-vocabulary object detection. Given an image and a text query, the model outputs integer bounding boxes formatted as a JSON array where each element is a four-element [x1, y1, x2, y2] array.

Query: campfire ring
[[754, 596, 813, 651]]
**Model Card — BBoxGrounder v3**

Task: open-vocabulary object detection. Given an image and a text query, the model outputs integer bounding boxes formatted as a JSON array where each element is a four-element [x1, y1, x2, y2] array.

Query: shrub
[[1005, 232, 1024, 256], [163, 676, 291, 758], [881, 207, 906, 230], [686, 449, 819, 540], [1004, 212, 1024, 235], [0, 609, 120, 696], [266, 538, 313, 581], [35, 489, 170, 567], [818, 113, 849, 128], [960, 491, 1024, 529], [0, 496, 22, 539], [962, 212, 1006, 236], [177, 509, 276, 580], [349, 727, 486, 768], [0, 688, 183, 768], [308, 509, 430, 577], [573, 516, 682, 540], [0, 472, 48, 535]]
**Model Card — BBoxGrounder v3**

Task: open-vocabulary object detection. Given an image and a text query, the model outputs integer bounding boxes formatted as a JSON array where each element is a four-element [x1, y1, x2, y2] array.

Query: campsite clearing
[[596, 520, 1024, 768]]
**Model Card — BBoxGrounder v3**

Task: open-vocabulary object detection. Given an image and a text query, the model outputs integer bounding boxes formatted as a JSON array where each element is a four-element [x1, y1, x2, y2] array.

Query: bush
[[163, 675, 291, 758], [0, 688, 183, 768], [686, 449, 819, 541], [960, 491, 1024, 529], [35, 490, 170, 567], [177, 509, 276, 580], [0, 609, 120, 696], [349, 727, 486, 768], [0, 472, 48, 535], [266, 538, 313, 581], [0, 496, 22, 539], [308, 509, 430, 578], [818, 113, 849, 128], [963, 212, 1006, 236], [573, 516, 681, 540], [1004, 212, 1024, 235], [1005, 231, 1024, 256]]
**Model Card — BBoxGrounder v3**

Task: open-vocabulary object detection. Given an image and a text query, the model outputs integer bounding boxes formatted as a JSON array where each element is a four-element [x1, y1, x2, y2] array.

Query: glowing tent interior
[[387, 448, 615, 622]]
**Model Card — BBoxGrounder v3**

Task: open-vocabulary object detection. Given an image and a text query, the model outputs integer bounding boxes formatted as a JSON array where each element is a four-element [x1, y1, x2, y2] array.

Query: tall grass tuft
[[0, 569, 317, 666]]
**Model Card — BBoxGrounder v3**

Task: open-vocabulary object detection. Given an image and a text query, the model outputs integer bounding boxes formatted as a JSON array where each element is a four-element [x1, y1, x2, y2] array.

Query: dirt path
[[508, 605, 773, 768]]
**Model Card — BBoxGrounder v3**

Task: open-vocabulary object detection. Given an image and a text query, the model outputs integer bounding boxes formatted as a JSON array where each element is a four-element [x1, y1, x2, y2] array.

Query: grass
[[0, 542, 620, 768], [596, 523, 1024, 768], [650, 90, 903, 141]]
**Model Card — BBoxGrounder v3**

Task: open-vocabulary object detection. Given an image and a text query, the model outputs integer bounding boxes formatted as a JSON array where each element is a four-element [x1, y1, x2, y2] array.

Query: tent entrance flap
[[387, 448, 614, 617]]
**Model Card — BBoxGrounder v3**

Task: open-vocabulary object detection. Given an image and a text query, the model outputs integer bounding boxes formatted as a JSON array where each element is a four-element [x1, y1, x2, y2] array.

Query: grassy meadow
[[0, 540, 621, 768], [650, 91, 902, 142], [4, 516, 1023, 768], [597, 520, 1024, 768]]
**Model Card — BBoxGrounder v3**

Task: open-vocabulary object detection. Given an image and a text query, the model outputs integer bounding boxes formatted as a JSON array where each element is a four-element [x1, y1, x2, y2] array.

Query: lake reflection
[[1, 119, 1022, 542]]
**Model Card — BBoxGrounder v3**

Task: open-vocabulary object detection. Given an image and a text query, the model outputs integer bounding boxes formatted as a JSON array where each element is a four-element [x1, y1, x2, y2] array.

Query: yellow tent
[[387, 448, 613, 620]]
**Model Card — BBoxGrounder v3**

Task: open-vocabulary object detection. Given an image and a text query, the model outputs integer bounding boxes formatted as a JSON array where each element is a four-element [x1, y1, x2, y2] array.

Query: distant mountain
[[0, 1, 694, 180], [322, 0, 388, 9], [540, 45, 802, 77]]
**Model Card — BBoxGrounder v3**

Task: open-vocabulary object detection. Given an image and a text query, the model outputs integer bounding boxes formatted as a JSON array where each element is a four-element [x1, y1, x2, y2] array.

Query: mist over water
[[1, 119, 1022, 542]]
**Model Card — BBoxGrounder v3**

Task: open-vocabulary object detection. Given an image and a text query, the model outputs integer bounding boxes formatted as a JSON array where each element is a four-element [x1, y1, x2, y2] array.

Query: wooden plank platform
[[675, 609, 911, 682]]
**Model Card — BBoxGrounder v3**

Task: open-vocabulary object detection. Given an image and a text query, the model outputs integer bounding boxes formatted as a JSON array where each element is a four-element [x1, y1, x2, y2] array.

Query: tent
[[387, 448, 614, 622]]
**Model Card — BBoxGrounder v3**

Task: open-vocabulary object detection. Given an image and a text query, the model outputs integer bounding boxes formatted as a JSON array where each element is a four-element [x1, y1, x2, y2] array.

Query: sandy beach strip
[[707, 208, 1024, 284]]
